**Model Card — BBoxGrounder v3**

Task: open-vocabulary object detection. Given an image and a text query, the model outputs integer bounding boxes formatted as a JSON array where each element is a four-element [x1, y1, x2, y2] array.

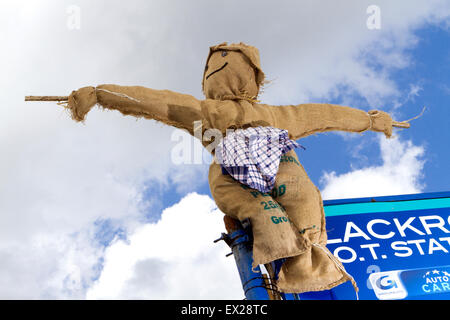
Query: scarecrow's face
[[203, 50, 259, 100]]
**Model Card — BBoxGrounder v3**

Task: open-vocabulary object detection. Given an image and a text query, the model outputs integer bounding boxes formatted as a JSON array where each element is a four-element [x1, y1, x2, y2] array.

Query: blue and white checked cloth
[[216, 126, 303, 193]]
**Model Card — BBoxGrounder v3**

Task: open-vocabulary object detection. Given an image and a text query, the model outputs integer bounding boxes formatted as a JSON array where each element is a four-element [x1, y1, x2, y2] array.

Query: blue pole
[[215, 216, 272, 300]]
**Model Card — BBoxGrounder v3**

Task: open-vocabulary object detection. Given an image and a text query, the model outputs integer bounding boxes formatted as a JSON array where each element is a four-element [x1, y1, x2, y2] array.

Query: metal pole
[[214, 216, 273, 300]]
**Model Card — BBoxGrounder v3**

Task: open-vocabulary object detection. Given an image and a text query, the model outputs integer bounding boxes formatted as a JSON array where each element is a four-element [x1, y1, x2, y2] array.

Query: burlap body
[[209, 152, 306, 267], [209, 149, 352, 293]]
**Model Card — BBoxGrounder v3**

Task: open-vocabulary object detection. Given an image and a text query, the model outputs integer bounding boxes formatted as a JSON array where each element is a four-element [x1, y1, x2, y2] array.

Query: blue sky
[[304, 24, 449, 193], [0, 0, 449, 299], [400, 26, 450, 193]]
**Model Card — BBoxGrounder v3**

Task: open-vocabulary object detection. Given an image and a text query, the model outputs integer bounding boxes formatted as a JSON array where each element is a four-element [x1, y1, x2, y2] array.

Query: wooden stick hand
[[25, 96, 69, 102]]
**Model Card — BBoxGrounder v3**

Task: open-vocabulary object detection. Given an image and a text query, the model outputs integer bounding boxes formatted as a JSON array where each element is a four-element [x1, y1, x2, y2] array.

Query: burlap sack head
[[202, 42, 265, 101]]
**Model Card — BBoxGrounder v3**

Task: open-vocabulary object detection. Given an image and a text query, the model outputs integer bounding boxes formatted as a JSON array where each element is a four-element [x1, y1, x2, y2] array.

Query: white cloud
[[0, 229, 103, 299], [320, 136, 425, 200], [86, 193, 242, 300]]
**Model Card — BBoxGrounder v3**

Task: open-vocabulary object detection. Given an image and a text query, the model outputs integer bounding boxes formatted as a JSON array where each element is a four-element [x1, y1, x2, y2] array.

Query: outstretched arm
[[262, 103, 393, 140], [68, 85, 203, 135]]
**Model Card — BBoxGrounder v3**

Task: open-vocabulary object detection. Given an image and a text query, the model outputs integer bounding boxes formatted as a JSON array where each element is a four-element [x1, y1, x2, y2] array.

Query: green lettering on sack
[[250, 191, 259, 198], [269, 184, 286, 198], [243, 184, 287, 201], [261, 200, 284, 210], [250, 190, 272, 198], [271, 215, 290, 224], [280, 155, 300, 167], [278, 184, 286, 197]]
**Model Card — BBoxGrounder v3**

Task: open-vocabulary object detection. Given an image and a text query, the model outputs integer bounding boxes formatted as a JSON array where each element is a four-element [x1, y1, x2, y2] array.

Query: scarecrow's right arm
[[265, 103, 392, 139], [68, 85, 203, 135]]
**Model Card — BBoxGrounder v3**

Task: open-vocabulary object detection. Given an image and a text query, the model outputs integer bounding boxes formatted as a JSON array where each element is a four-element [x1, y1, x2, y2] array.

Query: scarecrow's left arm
[[265, 103, 392, 139], [68, 85, 203, 135]]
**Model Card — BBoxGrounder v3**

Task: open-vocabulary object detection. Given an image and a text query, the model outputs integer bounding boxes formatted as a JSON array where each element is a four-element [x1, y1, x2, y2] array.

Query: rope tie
[[95, 87, 142, 103], [242, 276, 281, 297]]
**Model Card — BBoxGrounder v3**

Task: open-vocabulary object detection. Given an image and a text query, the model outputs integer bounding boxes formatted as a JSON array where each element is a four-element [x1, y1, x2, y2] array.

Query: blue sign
[[322, 192, 450, 300]]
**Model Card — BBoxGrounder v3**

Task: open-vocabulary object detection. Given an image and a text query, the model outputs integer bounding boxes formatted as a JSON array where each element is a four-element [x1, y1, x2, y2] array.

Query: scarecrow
[[26, 42, 411, 294]]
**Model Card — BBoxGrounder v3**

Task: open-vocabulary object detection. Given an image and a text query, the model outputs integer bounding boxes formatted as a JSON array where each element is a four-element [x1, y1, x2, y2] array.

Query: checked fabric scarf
[[216, 126, 303, 193]]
